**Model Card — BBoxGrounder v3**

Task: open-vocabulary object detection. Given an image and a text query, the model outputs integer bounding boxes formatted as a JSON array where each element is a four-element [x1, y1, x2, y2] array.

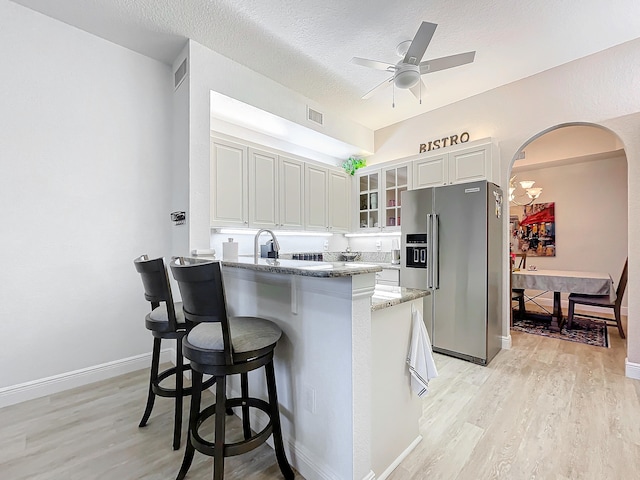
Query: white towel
[[407, 308, 438, 397]]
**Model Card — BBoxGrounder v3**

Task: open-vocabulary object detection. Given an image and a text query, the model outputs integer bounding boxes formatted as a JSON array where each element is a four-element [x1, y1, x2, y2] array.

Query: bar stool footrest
[[192, 397, 274, 458]]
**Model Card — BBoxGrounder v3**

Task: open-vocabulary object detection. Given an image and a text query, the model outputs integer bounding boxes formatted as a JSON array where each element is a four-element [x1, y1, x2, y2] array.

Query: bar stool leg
[[173, 338, 184, 450], [265, 360, 294, 480], [241, 373, 251, 440], [139, 337, 161, 427], [214, 376, 227, 480], [177, 369, 201, 480]]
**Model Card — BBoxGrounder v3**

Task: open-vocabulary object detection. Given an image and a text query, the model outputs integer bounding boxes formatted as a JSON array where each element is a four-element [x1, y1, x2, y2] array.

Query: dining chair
[[511, 252, 527, 318], [566, 258, 628, 338], [169, 256, 294, 480]]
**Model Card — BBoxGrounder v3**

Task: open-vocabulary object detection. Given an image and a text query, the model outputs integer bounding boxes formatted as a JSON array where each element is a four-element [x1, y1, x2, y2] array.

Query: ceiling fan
[[351, 21, 475, 103]]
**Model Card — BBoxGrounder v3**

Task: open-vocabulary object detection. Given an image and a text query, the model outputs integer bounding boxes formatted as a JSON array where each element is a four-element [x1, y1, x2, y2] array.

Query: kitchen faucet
[[254, 229, 280, 263]]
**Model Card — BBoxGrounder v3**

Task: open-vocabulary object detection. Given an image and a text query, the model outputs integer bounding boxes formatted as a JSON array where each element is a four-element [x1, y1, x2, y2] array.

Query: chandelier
[[509, 175, 542, 206]]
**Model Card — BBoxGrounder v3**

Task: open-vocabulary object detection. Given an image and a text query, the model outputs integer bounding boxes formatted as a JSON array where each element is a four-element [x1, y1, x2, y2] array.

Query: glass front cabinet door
[[357, 171, 379, 230], [382, 163, 410, 231], [356, 163, 411, 232]]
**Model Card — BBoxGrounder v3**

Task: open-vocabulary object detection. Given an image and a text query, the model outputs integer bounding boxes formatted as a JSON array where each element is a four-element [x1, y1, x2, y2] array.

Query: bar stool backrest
[[170, 257, 234, 365], [134, 255, 179, 331]]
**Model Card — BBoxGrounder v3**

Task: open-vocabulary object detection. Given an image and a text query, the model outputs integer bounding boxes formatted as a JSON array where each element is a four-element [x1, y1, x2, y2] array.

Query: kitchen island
[[218, 257, 429, 480]]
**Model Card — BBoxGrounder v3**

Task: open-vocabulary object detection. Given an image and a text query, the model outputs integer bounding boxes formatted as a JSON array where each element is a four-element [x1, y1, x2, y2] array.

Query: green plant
[[342, 157, 366, 176]]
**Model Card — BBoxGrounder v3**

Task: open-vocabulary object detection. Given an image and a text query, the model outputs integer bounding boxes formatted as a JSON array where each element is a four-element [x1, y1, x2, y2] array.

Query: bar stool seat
[[170, 257, 294, 480], [187, 317, 282, 356], [147, 301, 186, 331]]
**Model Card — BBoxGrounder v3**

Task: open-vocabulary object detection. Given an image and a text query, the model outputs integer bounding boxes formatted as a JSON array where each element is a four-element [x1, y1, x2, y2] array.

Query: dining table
[[511, 269, 614, 332]]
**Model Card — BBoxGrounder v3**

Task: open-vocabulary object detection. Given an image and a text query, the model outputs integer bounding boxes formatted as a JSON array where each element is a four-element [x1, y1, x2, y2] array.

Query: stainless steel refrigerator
[[401, 180, 503, 365]]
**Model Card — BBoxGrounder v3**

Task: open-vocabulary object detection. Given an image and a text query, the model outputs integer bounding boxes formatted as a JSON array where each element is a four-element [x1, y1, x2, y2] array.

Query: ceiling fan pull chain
[[392, 83, 395, 108], [420, 79, 422, 104]]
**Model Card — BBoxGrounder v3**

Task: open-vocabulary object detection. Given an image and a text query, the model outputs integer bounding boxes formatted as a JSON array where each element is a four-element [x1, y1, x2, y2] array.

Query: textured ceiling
[[11, 0, 640, 131]]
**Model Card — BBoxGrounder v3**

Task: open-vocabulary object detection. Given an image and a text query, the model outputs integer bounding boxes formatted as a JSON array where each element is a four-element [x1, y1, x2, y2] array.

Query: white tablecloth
[[511, 270, 614, 301]]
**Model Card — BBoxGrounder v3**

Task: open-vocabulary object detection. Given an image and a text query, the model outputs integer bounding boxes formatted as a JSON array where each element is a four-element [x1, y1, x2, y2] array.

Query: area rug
[[511, 316, 609, 348]]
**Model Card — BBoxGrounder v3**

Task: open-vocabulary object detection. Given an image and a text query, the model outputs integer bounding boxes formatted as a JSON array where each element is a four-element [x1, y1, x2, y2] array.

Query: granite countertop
[[221, 256, 383, 278], [371, 285, 429, 311], [365, 261, 401, 270]]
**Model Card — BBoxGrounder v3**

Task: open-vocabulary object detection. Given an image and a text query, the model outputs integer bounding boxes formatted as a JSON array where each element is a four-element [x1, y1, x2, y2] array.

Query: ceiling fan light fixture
[[394, 64, 420, 89]]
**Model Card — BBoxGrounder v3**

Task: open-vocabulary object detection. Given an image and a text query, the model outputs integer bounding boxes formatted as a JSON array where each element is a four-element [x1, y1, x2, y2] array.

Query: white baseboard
[[501, 335, 512, 349], [625, 358, 640, 380], [376, 435, 422, 480], [0, 348, 173, 409]]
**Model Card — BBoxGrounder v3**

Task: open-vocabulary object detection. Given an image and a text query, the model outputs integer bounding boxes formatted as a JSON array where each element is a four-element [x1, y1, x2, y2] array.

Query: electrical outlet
[[323, 240, 329, 251], [375, 240, 381, 251]]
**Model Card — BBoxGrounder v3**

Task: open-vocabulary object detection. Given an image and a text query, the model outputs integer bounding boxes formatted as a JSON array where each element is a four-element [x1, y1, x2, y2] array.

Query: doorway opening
[[508, 123, 628, 351]]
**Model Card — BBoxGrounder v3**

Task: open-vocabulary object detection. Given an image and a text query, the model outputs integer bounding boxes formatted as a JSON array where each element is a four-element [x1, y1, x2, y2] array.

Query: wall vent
[[307, 106, 324, 126], [174, 58, 188, 90]]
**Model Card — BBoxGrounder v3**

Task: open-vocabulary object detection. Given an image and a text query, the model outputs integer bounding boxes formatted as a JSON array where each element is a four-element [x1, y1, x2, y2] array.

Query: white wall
[[0, 2, 173, 388], [510, 154, 628, 307], [370, 39, 640, 366], [181, 40, 374, 255]]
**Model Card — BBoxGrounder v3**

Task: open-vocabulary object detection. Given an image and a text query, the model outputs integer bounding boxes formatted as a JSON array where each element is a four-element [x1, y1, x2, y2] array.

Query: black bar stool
[[133, 255, 214, 450], [169, 257, 294, 480]]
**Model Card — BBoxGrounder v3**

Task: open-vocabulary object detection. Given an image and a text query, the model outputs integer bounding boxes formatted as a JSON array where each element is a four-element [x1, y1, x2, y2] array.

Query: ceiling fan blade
[[351, 57, 396, 72], [403, 22, 437, 65], [409, 78, 427, 100], [362, 77, 394, 99], [420, 51, 476, 74]]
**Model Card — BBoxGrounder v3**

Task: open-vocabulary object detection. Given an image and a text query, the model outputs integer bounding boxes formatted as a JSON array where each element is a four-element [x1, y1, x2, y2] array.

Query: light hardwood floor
[[2, 319, 639, 480]]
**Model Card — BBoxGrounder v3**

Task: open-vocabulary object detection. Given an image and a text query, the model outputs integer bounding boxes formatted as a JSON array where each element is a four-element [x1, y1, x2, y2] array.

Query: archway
[[507, 122, 629, 353]]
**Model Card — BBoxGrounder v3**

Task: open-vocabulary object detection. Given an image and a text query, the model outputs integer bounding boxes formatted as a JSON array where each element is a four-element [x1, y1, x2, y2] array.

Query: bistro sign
[[419, 132, 470, 153]]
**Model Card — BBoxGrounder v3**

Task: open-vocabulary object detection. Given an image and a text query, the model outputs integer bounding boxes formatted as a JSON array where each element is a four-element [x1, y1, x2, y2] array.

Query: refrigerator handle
[[432, 214, 439, 289]]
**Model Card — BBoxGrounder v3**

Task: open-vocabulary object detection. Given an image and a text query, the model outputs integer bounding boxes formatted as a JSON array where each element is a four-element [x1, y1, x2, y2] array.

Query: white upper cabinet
[[413, 153, 448, 188], [212, 136, 350, 232], [449, 144, 492, 184], [304, 164, 328, 231], [279, 156, 304, 230], [248, 148, 278, 229], [413, 140, 497, 188], [328, 170, 350, 233], [211, 138, 248, 227], [305, 164, 351, 232]]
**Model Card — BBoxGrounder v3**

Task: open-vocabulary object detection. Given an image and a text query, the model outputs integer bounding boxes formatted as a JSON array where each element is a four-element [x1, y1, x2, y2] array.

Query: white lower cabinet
[[375, 268, 400, 286]]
